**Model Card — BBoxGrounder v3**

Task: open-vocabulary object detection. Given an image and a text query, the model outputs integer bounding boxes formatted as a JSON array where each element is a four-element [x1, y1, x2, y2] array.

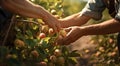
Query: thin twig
[[2, 18, 43, 46], [16, 19, 42, 32], [16, 19, 40, 25], [2, 16, 16, 46]]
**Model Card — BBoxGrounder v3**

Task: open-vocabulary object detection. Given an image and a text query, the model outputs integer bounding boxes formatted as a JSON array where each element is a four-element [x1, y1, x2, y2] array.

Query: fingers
[[60, 36, 72, 45], [62, 29, 73, 45], [57, 27, 79, 45], [56, 23, 61, 32], [49, 23, 61, 33], [49, 24, 58, 33], [64, 27, 71, 32], [57, 28, 73, 45], [57, 38, 64, 45], [53, 25, 58, 33]]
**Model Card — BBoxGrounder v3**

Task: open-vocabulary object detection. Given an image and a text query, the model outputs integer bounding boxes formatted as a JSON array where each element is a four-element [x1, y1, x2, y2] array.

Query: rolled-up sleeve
[[115, 4, 120, 21], [80, 0, 106, 20]]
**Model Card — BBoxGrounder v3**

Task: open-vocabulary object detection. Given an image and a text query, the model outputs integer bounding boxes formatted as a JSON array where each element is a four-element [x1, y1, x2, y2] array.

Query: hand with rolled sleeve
[[58, 0, 120, 45], [58, 19, 120, 45], [0, 0, 61, 32]]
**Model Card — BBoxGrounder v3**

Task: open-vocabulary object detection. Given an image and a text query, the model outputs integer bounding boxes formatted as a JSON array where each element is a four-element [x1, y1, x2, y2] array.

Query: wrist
[[79, 26, 90, 36], [80, 24, 100, 36], [59, 19, 67, 28], [37, 6, 53, 21]]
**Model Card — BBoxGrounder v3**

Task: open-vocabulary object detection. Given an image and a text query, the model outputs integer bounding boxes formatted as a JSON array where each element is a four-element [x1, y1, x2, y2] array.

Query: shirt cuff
[[80, 8, 102, 20], [115, 14, 120, 21]]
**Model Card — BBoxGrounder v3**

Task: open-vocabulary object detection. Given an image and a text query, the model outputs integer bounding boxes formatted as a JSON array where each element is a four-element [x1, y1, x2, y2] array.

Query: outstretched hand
[[43, 17, 61, 33], [57, 26, 85, 45]]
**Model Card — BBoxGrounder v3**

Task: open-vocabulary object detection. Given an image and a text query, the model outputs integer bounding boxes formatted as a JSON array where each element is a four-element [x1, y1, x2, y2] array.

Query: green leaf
[[37, 19, 44, 24], [26, 30, 33, 37], [61, 46, 69, 55], [7, 58, 21, 66], [69, 50, 81, 57], [16, 32, 25, 40], [68, 57, 77, 65], [37, 47, 48, 59], [44, 37, 51, 43], [40, 39, 50, 49], [14, 26, 21, 32], [0, 46, 9, 58], [25, 39, 37, 47]]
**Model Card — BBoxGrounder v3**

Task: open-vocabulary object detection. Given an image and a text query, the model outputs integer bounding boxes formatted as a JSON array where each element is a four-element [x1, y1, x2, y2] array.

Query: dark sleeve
[[115, 4, 120, 21], [0, 7, 13, 32], [80, 0, 106, 20], [0, 0, 3, 5]]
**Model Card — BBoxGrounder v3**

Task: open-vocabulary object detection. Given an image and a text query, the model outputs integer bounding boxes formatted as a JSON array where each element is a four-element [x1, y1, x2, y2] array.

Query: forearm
[[1, 0, 54, 21], [82, 19, 120, 35], [60, 13, 91, 28]]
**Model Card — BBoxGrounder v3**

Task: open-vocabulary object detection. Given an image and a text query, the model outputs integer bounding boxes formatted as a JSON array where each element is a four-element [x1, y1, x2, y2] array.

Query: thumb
[[64, 27, 72, 32]]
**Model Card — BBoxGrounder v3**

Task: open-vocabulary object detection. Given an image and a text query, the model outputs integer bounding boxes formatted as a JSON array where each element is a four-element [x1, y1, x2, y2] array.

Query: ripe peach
[[54, 15, 60, 19], [42, 25, 49, 33], [114, 47, 118, 51], [51, 10, 57, 15], [36, 61, 47, 66], [111, 52, 117, 57], [14, 39, 25, 48], [49, 28, 54, 35], [108, 38, 114, 44], [95, 51, 101, 57], [107, 52, 116, 57], [31, 50, 39, 57], [85, 49, 90, 53], [57, 57, 65, 64], [50, 55, 57, 62], [40, 62, 47, 66], [59, 30, 67, 37], [39, 33, 46, 39], [6, 54, 12, 59], [48, 62, 54, 66], [99, 47, 105, 52], [54, 49, 62, 57]]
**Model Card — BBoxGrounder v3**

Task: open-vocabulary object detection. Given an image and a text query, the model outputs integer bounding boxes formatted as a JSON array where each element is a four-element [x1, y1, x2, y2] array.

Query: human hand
[[57, 26, 85, 45], [43, 16, 61, 33]]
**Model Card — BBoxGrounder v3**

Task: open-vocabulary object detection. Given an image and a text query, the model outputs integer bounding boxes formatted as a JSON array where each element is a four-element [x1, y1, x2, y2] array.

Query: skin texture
[[58, 13, 120, 45], [0, 0, 61, 32], [59, 12, 91, 28]]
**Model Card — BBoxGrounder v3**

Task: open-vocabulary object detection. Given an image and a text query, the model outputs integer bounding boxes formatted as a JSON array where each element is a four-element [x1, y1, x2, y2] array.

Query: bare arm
[[58, 19, 120, 45], [82, 19, 120, 35], [59, 12, 91, 28], [1, 0, 52, 20], [1, 0, 61, 32]]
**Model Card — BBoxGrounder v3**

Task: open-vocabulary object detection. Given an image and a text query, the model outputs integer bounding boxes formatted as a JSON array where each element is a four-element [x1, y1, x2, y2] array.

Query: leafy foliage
[[0, 0, 81, 66], [90, 34, 120, 65]]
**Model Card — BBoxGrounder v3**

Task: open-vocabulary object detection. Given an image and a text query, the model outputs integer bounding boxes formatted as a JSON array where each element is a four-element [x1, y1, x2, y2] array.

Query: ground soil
[[67, 36, 97, 66]]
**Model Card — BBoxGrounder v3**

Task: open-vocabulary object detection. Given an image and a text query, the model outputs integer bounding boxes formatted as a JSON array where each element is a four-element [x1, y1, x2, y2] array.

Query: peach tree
[[0, 0, 81, 66], [90, 34, 120, 66]]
